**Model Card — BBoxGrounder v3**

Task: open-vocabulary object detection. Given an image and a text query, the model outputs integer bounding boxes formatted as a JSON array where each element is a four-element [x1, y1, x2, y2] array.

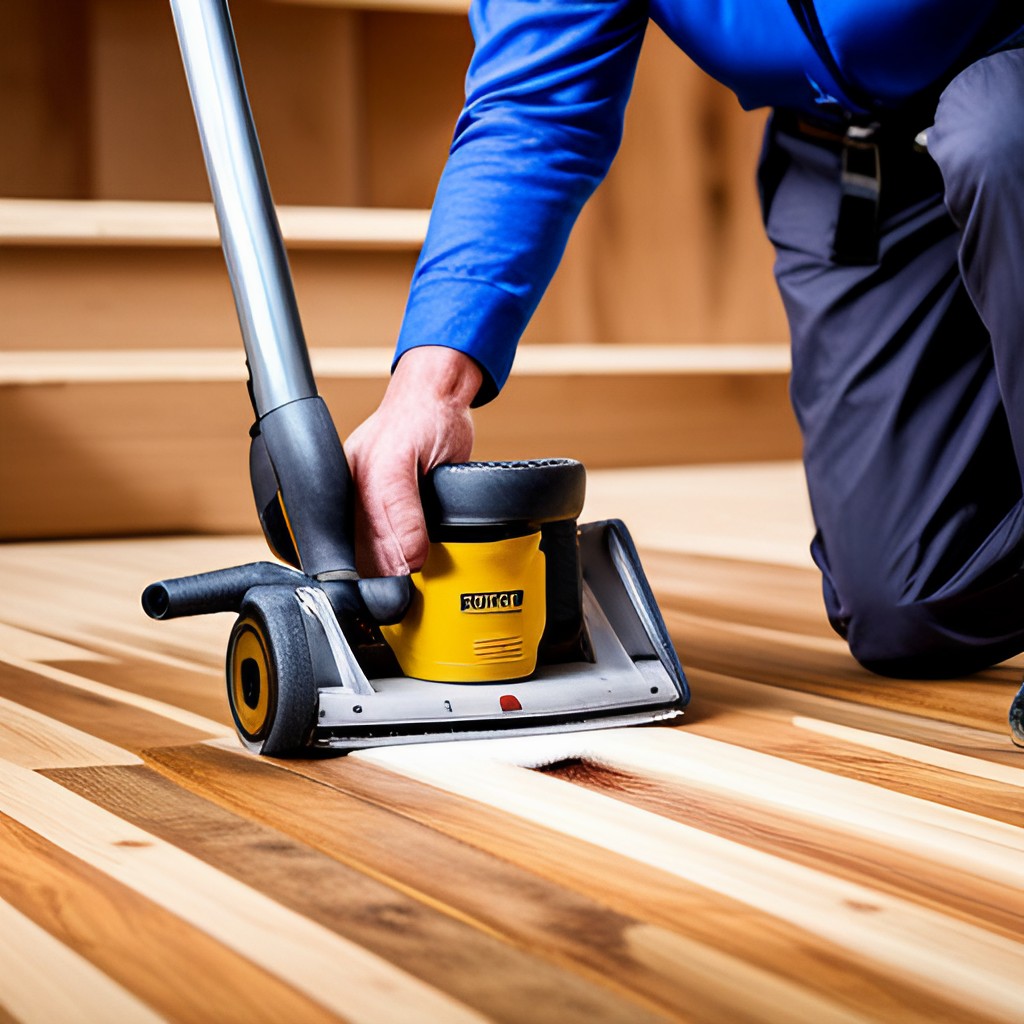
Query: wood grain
[[0, 895, 164, 1024], [0, 817, 342, 1024], [1, 509, 1023, 1022]]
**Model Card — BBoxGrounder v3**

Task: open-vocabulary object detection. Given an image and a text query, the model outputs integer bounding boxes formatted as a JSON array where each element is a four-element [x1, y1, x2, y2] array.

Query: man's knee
[[827, 574, 1000, 680], [930, 50, 1024, 218]]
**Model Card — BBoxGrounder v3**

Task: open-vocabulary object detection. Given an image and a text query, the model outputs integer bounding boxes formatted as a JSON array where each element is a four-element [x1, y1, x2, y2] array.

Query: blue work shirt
[[394, 0, 1017, 401]]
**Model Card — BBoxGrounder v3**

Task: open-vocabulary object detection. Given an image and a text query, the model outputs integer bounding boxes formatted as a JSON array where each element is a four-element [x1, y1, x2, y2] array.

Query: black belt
[[774, 111, 931, 266]]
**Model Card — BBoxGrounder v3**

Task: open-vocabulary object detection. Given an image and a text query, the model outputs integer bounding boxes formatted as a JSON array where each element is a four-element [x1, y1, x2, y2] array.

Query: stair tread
[[0, 199, 429, 251], [0, 344, 790, 384]]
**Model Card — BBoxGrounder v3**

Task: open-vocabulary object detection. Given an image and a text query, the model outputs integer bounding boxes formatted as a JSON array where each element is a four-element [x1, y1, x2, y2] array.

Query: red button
[[500, 695, 522, 712]]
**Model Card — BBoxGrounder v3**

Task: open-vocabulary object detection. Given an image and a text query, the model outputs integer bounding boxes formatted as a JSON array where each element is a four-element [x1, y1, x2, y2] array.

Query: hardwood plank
[[352, 740, 1024, 1022], [54, 660, 230, 730], [686, 674, 1024, 826], [0, 694, 140, 770], [0, 816, 341, 1024], [0, 654, 228, 738], [0, 758, 489, 1024], [582, 728, 1024, 868], [0, 895, 164, 1024], [689, 670, 1020, 764], [553, 729, 1024, 938], [793, 716, 1024, 787], [0, 621, 112, 664], [671, 607, 1018, 733], [141, 741, 885, 1024], [0, 661, 224, 753], [53, 757, 668, 1024], [288, 753, 994, 1023]]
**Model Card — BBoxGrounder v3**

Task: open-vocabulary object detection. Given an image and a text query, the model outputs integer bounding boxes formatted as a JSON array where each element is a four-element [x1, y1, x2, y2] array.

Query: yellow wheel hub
[[230, 619, 271, 738]]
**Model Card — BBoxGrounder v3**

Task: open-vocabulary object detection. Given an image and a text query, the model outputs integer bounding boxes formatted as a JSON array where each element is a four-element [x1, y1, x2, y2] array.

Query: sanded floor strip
[[294, 753, 999, 1024], [582, 729, 1024, 882], [49, 757, 666, 1024], [793, 716, 1024, 786], [141, 741, 871, 1024]]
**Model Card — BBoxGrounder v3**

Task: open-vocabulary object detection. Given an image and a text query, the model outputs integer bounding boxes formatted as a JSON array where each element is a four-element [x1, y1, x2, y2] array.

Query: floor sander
[[142, 0, 689, 756]]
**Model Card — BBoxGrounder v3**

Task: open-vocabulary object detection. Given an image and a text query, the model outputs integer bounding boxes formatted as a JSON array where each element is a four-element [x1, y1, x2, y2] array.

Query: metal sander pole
[[168, 0, 316, 417]]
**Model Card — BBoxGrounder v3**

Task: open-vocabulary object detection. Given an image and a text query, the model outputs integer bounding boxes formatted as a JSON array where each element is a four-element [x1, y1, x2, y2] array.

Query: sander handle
[[169, 0, 360, 579]]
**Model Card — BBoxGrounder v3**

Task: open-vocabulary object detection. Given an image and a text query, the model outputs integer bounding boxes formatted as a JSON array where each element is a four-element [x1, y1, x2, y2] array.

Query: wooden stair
[[0, 199, 428, 350], [1, 0, 796, 541], [0, 345, 798, 538]]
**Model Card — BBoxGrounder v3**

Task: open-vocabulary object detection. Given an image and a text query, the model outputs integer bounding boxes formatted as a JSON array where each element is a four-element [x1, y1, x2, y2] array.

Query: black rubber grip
[[422, 459, 586, 528], [141, 562, 306, 620]]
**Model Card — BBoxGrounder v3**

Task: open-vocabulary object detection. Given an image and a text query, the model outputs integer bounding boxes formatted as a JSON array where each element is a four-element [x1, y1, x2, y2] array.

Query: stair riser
[[0, 371, 798, 539], [0, 248, 419, 350]]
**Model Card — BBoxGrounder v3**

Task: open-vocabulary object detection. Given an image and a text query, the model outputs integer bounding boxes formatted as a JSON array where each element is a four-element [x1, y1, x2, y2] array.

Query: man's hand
[[345, 346, 483, 577]]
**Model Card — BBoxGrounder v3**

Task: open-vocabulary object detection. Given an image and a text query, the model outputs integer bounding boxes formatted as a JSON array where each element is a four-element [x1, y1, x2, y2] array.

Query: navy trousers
[[760, 48, 1024, 678]]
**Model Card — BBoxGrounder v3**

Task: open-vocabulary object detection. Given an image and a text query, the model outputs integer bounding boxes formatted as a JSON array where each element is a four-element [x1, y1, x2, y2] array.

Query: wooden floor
[[1, 465, 1023, 1023]]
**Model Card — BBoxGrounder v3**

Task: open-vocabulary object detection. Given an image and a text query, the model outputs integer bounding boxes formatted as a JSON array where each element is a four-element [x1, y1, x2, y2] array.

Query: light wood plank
[[143, 741, 876, 1024], [0, 695, 140, 770], [294, 752, 998, 1023], [0, 815, 345, 1024], [0, 622, 111, 664], [581, 728, 1024, 884], [0, 654, 229, 740], [0, 897, 164, 1024], [793, 717, 1024, 787]]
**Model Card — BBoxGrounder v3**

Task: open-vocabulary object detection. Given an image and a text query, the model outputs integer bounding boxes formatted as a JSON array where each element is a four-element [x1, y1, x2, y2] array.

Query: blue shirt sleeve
[[393, 0, 650, 404]]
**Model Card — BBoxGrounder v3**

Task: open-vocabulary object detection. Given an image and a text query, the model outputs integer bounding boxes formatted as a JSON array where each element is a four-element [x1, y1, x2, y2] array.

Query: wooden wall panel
[[88, 0, 364, 206], [0, 350, 798, 540], [360, 11, 474, 209], [0, 1, 92, 199], [531, 25, 788, 346]]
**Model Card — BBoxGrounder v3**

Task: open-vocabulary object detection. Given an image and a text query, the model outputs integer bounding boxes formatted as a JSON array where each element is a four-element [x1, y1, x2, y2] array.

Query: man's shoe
[[1010, 680, 1024, 748]]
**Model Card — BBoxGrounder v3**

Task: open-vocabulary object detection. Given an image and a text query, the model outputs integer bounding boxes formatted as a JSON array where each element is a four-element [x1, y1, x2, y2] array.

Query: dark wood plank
[[0, 661, 213, 750]]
